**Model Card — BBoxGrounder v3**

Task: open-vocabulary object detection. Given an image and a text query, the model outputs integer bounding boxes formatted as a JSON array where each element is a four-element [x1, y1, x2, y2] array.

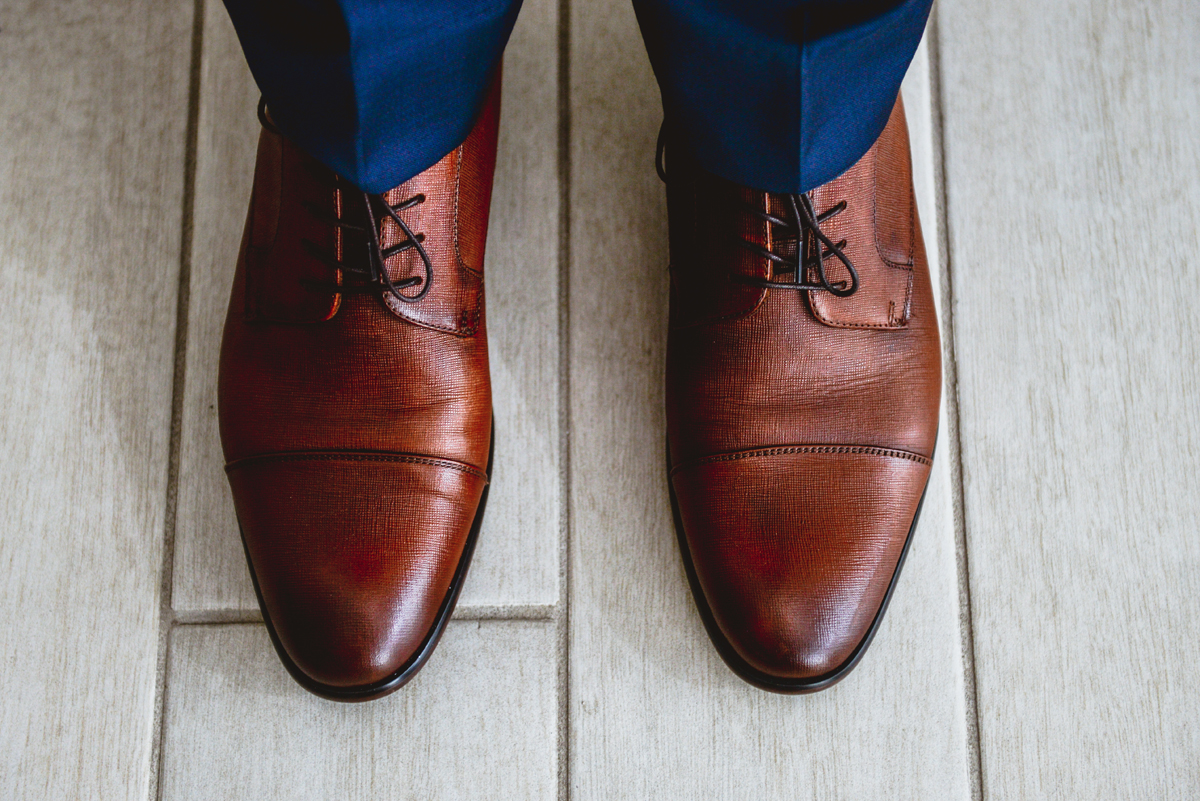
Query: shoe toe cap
[[671, 446, 930, 682], [226, 453, 488, 692]]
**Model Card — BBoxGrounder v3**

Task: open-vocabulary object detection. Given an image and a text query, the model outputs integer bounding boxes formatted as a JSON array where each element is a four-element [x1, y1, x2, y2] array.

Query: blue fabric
[[225, 0, 931, 194], [634, 0, 933, 192], [224, 0, 522, 193]]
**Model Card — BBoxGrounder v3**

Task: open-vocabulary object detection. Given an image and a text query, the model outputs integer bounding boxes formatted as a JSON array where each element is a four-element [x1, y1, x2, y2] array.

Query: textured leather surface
[[218, 78, 500, 693], [665, 97, 941, 682], [227, 455, 487, 687]]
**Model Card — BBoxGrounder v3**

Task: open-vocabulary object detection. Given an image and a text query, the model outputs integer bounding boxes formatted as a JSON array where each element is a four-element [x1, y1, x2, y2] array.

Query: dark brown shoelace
[[655, 123, 859, 298], [259, 98, 434, 304]]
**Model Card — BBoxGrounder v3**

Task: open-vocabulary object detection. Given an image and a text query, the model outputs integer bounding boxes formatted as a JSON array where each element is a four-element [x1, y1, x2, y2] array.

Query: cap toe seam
[[225, 450, 488, 481], [670, 443, 931, 477]]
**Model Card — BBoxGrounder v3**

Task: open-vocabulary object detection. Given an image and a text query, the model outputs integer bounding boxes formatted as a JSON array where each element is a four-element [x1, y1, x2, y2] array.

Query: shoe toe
[[226, 453, 488, 692], [671, 446, 930, 682]]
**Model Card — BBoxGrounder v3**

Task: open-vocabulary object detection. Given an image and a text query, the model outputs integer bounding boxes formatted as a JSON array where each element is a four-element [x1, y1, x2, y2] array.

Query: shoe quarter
[[667, 169, 768, 329], [805, 98, 916, 330], [245, 130, 342, 324]]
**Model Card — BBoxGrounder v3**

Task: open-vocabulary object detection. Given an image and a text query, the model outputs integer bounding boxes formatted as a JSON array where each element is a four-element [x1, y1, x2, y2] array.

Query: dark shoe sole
[[238, 422, 495, 702], [666, 440, 932, 694]]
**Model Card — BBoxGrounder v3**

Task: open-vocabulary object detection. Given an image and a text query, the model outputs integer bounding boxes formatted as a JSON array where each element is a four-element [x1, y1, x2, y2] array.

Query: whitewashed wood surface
[[566, 3, 971, 798], [160, 622, 557, 800], [939, 0, 1200, 796], [0, 1, 192, 798], [2, 0, 1197, 798], [172, 0, 562, 616]]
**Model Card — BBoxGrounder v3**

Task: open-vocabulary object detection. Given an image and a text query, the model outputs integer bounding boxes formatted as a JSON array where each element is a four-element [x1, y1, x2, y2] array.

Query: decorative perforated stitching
[[226, 451, 488, 481], [670, 444, 931, 477]]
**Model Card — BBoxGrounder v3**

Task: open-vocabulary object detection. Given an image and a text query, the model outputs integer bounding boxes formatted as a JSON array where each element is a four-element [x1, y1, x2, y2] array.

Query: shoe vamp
[[219, 295, 491, 467], [666, 286, 939, 463]]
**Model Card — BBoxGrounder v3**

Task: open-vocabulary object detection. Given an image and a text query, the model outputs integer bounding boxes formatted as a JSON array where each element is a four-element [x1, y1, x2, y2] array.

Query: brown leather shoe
[[217, 79, 500, 701], [663, 96, 941, 693]]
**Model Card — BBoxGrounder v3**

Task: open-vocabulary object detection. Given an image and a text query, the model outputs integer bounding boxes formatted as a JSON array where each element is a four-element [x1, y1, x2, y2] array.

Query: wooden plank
[[171, 0, 261, 616], [566, 3, 972, 796], [0, 1, 193, 797], [172, 0, 561, 614], [939, 0, 1200, 795], [159, 621, 557, 799]]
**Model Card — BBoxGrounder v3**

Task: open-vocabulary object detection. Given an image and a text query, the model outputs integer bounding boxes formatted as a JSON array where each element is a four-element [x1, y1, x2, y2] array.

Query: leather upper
[[665, 97, 941, 683], [218, 78, 500, 693]]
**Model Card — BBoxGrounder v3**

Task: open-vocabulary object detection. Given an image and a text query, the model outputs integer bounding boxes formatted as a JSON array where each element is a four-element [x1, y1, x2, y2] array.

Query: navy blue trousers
[[224, 0, 932, 194]]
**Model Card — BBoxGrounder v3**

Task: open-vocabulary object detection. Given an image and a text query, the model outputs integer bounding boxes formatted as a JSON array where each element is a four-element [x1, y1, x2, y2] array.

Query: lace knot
[[259, 97, 434, 305]]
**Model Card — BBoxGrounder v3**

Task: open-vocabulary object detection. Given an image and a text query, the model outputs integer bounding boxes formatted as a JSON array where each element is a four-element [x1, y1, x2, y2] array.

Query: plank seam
[[148, 1, 206, 800], [929, 10, 986, 801], [556, 0, 573, 798], [171, 603, 559, 625]]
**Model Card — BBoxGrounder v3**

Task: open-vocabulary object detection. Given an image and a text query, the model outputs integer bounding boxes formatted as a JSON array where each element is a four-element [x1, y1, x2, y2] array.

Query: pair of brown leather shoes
[[218, 76, 940, 700]]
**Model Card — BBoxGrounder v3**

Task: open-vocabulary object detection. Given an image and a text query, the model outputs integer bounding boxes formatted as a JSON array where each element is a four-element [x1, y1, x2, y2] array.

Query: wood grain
[[939, 0, 1200, 795], [0, 1, 193, 797], [172, 0, 562, 615], [566, 3, 971, 797], [160, 622, 557, 800]]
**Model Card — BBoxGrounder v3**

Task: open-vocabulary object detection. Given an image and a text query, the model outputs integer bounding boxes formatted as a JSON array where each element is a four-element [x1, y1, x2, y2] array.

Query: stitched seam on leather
[[670, 444, 931, 476], [384, 144, 480, 338], [452, 143, 484, 331], [328, 175, 344, 319], [805, 207, 913, 329], [902, 189, 917, 321], [385, 160, 480, 339], [871, 111, 915, 273], [807, 134, 914, 330], [387, 304, 477, 336], [453, 143, 463, 271], [387, 294, 479, 336], [226, 451, 488, 481], [807, 289, 907, 329], [452, 144, 483, 279]]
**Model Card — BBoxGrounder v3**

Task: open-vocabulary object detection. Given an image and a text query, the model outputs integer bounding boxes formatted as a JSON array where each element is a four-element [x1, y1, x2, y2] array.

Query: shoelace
[[655, 124, 859, 298], [258, 99, 434, 304]]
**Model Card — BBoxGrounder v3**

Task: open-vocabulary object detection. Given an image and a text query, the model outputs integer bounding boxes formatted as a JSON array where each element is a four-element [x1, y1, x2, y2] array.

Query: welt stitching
[[671, 444, 931, 476], [226, 452, 487, 480]]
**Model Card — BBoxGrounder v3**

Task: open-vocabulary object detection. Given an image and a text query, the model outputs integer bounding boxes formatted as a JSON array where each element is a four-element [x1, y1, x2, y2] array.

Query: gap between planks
[[170, 604, 560, 626], [149, 1, 208, 800], [554, 1, 575, 801], [928, 9, 985, 801]]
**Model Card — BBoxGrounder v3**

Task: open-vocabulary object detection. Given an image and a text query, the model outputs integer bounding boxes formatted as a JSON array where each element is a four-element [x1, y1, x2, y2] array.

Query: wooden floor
[[2, 0, 1197, 797]]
